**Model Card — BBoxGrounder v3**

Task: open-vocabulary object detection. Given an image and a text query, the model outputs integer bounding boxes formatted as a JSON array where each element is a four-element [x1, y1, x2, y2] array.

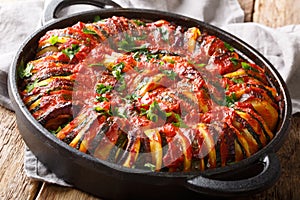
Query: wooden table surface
[[1, 0, 300, 199]]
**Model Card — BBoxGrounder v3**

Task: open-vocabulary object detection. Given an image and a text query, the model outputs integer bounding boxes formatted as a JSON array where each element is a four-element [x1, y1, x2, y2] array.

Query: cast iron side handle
[[185, 153, 281, 197], [43, 0, 122, 24]]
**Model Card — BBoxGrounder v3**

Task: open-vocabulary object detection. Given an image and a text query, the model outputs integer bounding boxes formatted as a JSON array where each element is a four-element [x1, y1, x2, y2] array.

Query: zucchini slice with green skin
[[61, 110, 98, 145]]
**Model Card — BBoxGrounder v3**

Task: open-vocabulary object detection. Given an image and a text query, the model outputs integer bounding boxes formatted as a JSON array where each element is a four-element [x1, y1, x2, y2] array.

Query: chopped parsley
[[117, 33, 148, 52], [224, 42, 235, 52], [111, 62, 126, 91], [82, 28, 97, 35], [62, 44, 80, 61], [125, 93, 140, 101], [112, 62, 125, 80], [96, 84, 113, 94], [230, 57, 239, 66], [141, 101, 166, 122], [231, 78, 244, 84], [95, 96, 109, 102], [144, 162, 156, 171], [171, 113, 188, 128], [161, 69, 177, 80], [94, 106, 112, 116], [18, 62, 34, 79], [195, 63, 206, 68], [116, 77, 126, 92], [225, 92, 238, 107], [241, 62, 259, 72], [159, 26, 169, 42], [89, 63, 104, 67], [111, 107, 127, 118], [132, 19, 146, 27], [188, 60, 206, 68], [50, 126, 62, 135]]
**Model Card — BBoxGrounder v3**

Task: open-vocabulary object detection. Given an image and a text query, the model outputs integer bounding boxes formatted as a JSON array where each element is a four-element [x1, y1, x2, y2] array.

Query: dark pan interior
[[8, 8, 292, 199]]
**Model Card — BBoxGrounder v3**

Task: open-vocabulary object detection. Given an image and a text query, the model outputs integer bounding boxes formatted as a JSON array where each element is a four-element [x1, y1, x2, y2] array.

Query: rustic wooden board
[[253, 0, 300, 27], [0, 106, 41, 200], [36, 183, 99, 200]]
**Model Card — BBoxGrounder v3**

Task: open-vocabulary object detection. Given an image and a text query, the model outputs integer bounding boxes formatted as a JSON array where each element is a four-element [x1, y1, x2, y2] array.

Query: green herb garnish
[[225, 92, 238, 107], [230, 57, 239, 66], [111, 107, 127, 118], [19, 63, 34, 79], [144, 163, 156, 171], [141, 101, 166, 122], [161, 69, 177, 80], [241, 62, 259, 72], [117, 33, 148, 52], [231, 78, 244, 84], [82, 28, 97, 35], [50, 126, 62, 135], [159, 26, 169, 42], [125, 93, 140, 101], [172, 113, 188, 128], [96, 84, 113, 94], [112, 62, 125, 80], [96, 96, 109, 102], [89, 63, 104, 67], [224, 42, 235, 52], [62, 44, 80, 61], [94, 106, 111, 116], [196, 63, 206, 68], [111, 62, 126, 92], [132, 19, 146, 27]]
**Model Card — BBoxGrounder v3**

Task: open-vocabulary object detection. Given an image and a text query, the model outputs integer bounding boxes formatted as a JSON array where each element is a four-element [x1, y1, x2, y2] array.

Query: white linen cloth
[[0, 0, 299, 186]]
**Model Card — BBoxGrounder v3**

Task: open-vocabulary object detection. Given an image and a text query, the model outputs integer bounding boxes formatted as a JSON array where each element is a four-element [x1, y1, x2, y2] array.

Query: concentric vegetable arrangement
[[18, 16, 280, 172]]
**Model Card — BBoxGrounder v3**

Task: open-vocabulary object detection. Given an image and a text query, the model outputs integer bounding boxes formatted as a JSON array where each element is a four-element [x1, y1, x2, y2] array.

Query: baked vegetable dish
[[18, 16, 280, 172]]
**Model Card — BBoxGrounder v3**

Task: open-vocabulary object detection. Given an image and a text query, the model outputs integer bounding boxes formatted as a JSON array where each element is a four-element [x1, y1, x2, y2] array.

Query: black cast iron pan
[[8, 0, 292, 199]]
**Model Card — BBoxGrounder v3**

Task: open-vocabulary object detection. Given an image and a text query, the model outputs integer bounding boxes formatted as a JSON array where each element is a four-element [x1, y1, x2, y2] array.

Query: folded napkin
[[1, 0, 299, 187]]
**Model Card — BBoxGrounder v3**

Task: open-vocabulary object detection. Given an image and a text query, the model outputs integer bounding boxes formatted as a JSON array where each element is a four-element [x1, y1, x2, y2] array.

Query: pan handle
[[185, 153, 281, 197], [43, 0, 122, 24]]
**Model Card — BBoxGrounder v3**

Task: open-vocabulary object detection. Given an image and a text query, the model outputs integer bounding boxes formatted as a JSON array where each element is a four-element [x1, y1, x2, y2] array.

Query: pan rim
[[8, 8, 292, 179]]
